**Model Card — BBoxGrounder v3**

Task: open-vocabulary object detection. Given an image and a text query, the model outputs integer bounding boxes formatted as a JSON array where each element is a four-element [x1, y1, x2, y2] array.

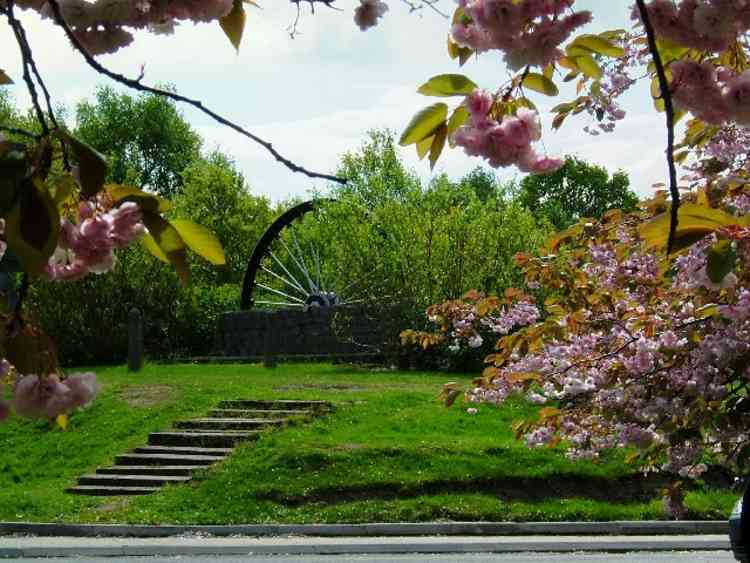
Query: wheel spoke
[[268, 251, 309, 297], [311, 242, 324, 292], [255, 300, 304, 308], [291, 229, 320, 293], [256, 284, 306, 304], [279, 235, 318, 294], [261, 265, 308, 297]]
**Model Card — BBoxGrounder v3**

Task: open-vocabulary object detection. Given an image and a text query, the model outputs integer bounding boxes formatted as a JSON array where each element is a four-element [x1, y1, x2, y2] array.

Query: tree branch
[[4, 0, 48, 135], [0, 125, 40, 139], [45, 0, 347, 185], [636, 0, 680, 255], [400, 0, 449, 18]]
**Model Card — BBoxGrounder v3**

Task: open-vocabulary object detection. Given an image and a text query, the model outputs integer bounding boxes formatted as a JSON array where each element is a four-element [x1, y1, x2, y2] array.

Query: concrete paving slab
[[0, 534, 732, 558]]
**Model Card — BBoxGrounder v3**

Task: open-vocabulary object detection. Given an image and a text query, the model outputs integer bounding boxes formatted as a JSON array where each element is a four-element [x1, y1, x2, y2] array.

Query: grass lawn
[[0, 363, 736, 524]]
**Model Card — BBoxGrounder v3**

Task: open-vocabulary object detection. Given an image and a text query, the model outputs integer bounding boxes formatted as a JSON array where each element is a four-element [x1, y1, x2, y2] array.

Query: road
[[9, 552, 735, 562]]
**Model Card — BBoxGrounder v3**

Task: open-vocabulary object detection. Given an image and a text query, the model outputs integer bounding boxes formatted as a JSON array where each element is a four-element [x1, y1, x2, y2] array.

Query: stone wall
[[220, 306, 381, 359]]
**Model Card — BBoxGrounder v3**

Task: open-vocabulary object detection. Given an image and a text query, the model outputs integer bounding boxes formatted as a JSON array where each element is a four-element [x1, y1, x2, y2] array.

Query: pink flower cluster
[[8, 0, 234, 54], [453, 89, 563, 173], [684, 125, 750, 186], [448, 299, 540, 351], [583, 38, 638, 136], [13, 372, 99, 420], [451, 0, 591, 69], [0, 359, 100, 423], [45, 201, 145, 282], [354, 0, 389, 31], [467, 217, 750, 478], [637, 0, 750, 53], [667, 61, 750, 126]]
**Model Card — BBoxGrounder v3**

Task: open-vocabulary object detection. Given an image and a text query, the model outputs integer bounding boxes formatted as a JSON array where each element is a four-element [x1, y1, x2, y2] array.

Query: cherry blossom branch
[[636, 0, 680, 255], [45, 0, 347, 185], [400, 0, 449, 18], [4, 0, 48, 134], [0, 125, 40, 139], [287, 0, 342, 37]]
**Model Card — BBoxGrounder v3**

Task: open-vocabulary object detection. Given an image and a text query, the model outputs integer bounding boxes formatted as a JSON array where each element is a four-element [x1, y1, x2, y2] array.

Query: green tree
[[22, 92, 273, 364], [174, 151, 274, 285], [290, 130, 550, 321], [517, 156, 638, 230], [75, 86, 202, 197], [335, 129, 422, 206]]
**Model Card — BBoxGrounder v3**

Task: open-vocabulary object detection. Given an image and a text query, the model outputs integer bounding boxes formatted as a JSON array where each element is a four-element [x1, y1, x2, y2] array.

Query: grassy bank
[[0, 363, 735, 524]]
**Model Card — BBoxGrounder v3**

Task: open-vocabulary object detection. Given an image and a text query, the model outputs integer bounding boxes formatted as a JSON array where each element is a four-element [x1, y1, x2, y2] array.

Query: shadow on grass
[[255, 469, 734, 507]]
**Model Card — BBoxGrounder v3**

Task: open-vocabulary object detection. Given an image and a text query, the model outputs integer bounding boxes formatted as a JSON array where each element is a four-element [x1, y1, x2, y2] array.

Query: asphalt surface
[[5, 552, 736, 562]]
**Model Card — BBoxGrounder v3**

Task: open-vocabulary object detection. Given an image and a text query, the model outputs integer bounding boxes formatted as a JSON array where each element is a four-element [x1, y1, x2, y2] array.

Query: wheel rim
[[241, 199, 364, 310]]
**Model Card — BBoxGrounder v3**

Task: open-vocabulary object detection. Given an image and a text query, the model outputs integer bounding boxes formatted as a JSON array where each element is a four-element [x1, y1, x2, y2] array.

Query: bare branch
[[636, 0, 680, 255], [400, 0, 449, 18], [287, 0, 342, 37], [4, 0, 48, 134], [45, 0, 347, 185]]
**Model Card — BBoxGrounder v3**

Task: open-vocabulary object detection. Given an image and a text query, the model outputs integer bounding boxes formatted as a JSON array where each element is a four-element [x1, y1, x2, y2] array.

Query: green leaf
[[706, 239, 737, 283], [417, 74, 477, 97], [220, 0, 246, 52], [522, 73, 559, 96], [51, 173, 76, 207], [141, 233, 169, 263], [429, 123, 448, 171], [168, 248, 191, 285], [416, 135, 433, 160], [570, 34, 625, 58], [447, 105, 469, 136], [0, 69, 13, 85], [399, 103, 448, 146], [640, 203, 742, 252], [107, 184, 172, 213], [4, 177, 59, 275], [142, 212, 191, 284], [169, 219, 226, 266], [0, 141, 28, 215], [447, 36, 473, 66], [60, 132, 108, 198], [142, 212, 185, 255], [572, 54, 603, 79]]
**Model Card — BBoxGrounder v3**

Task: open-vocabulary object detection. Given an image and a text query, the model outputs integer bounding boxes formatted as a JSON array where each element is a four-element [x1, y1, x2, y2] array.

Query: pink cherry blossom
[[354, 0, 389, 31]]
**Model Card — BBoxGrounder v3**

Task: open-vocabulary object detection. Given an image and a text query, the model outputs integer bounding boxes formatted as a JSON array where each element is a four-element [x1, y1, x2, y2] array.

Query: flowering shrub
[[0, 129, 225, 426], [410, 187, 750, 515]]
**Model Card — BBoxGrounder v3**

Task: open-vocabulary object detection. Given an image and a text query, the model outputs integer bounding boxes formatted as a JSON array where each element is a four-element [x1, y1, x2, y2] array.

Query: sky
[[0, 1, 669, 202]]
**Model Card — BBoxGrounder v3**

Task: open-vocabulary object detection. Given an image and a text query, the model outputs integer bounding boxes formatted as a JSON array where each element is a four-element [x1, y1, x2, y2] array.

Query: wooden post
[[263, 312, 277, 369], [128, 307, 144, 372]]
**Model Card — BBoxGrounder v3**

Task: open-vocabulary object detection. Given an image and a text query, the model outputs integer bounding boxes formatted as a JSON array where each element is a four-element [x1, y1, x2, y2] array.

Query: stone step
[[174, 418, 285, 431], [148, 431, 261, 448], [66, 486, 158, 496], [218, 400, 333, 412], [78, 474, 191, 488], [115, 453, 223, 466], [97, 465, 205, 477], [134, 445, 233, 457], [210, 408, 311, 419]]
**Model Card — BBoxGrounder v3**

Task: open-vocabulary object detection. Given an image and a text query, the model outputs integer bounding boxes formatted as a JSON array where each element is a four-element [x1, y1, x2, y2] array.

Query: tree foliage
[[517, 156, 638, 230], [75, 86, 202, 198]]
